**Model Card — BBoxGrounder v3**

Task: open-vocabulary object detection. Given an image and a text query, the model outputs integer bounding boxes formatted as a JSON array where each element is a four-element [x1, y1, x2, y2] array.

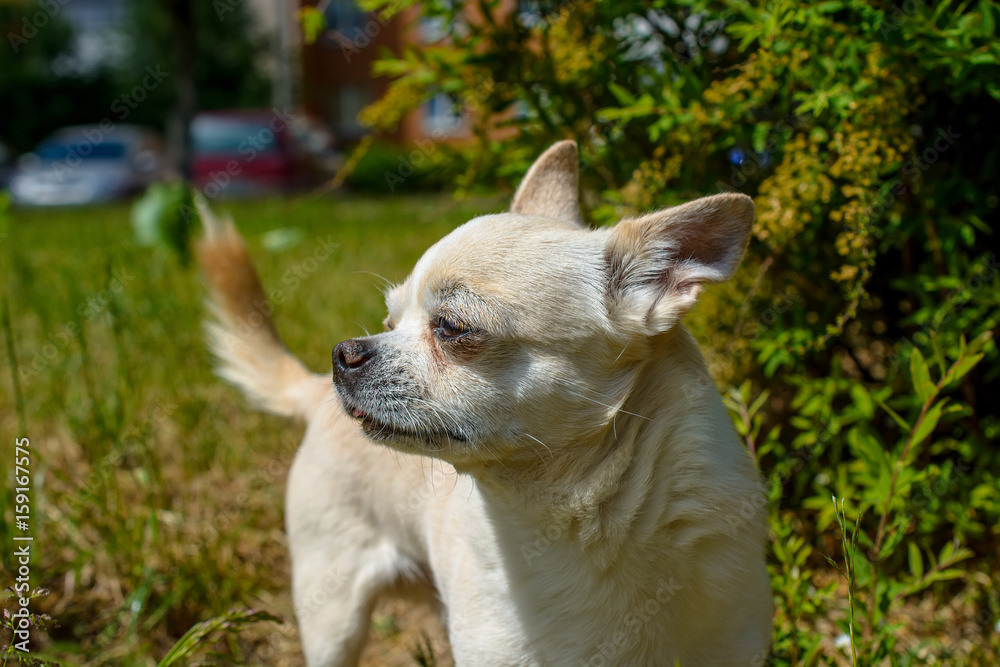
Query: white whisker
[[353, 270, 394, 291], [522, 432, 552, 457]]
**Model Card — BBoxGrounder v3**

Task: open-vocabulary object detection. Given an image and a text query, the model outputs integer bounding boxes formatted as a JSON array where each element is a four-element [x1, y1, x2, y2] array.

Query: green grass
[[0, 193, 500, 665], [1, 193, 998, 666]]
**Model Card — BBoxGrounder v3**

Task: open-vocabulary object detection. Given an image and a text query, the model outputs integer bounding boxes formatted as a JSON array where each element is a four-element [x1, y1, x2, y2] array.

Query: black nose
[[333, 338, 376, 388]]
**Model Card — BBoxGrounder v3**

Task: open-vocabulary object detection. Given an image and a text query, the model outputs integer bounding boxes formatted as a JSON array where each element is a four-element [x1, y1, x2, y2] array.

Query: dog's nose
[[333, 339, 376, 386]]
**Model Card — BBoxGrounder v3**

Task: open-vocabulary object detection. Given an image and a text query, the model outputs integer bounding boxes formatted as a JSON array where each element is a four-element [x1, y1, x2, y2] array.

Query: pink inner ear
[[651, 194, 754, 284], [606, 194, 754, 333]]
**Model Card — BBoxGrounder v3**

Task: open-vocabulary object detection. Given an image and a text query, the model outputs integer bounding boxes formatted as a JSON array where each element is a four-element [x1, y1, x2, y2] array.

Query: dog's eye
[[434, 317, 469, 340], [383, 317, 395, 332]]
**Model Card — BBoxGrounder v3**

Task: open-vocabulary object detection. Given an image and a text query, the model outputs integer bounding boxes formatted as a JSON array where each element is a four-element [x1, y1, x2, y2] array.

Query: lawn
[[0, 193, 504, 665], [1, 193, 998, 666]]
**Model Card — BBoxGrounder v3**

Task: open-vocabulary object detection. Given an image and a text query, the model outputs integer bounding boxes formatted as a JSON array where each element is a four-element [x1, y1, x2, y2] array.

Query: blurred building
[[300, 0, 474, 144], [57, 0, 127, 73], [244, 0, 300, 110], [54, 0, 479, 147], [54, 0, 297, 108]]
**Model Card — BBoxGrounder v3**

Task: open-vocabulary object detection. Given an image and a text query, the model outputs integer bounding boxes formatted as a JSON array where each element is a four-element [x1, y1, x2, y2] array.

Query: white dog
[[196, 141, 773, 666]]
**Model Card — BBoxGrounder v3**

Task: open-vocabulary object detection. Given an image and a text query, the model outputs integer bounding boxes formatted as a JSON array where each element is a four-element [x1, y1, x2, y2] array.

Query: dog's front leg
[[290, 552, 379, 667], [285, 427, 405, 667]]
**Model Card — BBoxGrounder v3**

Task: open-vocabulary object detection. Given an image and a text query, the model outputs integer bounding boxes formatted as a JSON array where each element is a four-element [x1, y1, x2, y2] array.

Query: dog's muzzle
[[333, 338, 377, 391]]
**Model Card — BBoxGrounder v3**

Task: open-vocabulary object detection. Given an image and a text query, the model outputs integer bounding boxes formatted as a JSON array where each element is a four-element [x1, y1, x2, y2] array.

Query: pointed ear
[[510, 140, 584, 225], [605, 193, 754, 334]]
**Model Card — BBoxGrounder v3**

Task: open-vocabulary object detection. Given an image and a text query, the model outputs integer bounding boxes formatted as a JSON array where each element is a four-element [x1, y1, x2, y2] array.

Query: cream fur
[[198, 142, 773, 666]]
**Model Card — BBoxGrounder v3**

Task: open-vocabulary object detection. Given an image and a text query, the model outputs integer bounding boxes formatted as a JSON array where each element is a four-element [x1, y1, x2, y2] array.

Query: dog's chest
[[429, 492, 680, 665]]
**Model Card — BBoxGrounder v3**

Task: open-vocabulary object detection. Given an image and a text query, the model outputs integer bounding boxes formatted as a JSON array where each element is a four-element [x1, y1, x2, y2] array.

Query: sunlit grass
[[0, 193, 499, 664]]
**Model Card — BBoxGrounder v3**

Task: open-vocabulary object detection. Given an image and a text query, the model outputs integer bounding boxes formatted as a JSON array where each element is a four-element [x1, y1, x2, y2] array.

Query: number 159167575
[[14, 437, 31, 533]]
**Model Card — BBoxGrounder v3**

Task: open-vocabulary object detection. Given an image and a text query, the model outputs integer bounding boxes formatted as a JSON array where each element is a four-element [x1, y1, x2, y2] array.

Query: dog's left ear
[[510, 140, 584, 226], [606, 193, 754, 334]]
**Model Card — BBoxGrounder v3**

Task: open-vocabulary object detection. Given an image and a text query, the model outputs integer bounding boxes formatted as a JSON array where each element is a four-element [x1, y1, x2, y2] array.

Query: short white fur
[[197, 140, 773, 666]]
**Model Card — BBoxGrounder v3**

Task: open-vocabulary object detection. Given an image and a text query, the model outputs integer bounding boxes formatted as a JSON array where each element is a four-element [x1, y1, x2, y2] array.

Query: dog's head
[[333, 141, 753, 466]]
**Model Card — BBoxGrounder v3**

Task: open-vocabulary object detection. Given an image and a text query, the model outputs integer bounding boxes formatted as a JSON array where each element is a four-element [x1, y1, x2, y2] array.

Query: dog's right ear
[[510, 140, 584, 226], [605, 193, 754, 335]]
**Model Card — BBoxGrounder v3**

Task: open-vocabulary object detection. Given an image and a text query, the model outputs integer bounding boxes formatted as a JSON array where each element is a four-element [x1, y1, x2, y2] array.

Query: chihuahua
[[196, 141, 772, 666]]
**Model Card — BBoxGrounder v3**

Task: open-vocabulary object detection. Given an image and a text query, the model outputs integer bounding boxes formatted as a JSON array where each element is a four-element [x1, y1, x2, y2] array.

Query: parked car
[[190, 110, 331, 197], [10, 125, 164, 206]]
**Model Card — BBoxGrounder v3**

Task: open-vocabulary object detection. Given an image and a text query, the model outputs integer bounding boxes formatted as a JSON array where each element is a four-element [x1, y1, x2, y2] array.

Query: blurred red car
[[190, 110, 334, 197]]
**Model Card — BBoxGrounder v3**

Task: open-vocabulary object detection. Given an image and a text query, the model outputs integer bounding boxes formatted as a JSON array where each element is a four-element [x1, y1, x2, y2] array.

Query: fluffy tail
[[195, 198, 328, 420]]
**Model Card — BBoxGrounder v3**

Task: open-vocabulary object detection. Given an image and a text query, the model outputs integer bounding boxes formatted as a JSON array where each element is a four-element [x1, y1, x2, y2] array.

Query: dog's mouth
[[345, 403, 469, 446]]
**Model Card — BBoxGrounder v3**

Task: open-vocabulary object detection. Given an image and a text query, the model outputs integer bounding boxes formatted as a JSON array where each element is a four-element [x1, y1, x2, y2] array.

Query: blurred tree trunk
[[159, 0, 198, 181]]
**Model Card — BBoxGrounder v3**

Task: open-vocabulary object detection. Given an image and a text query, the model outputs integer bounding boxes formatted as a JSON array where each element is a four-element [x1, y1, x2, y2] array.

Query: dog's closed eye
[[433, 316, 470, 340], [382, 316, 395, 332]]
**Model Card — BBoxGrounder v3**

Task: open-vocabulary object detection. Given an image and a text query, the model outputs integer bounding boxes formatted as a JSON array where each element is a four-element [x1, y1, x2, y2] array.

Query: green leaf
[[909, 349, 935, 404], [850, 383, 874, 419], [910, 400, 946, 450], [751, 122, 772, 154], [130, 183, 196, 264], [261, 227, 306, 253], [939, 541, 974, 566], [595, 103, 658, 122], [908, 542, 924, 580], [875, 397, 911, 433], [748, 389, 770, 419], [298, 7, 327, 44], [158, 608, 280, 666], [607, 82, 637, 106], [923, 568, 967, 585], [939, 540, 954, 565], [969, 51, 998, 65], [981, 0, 996, 37], [942, 332, 992, 387]]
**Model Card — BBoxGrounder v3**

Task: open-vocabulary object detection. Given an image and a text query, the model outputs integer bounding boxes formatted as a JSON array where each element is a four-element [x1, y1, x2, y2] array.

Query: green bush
[[348, 0, 1000, 663], [344, 141, 455, 193]]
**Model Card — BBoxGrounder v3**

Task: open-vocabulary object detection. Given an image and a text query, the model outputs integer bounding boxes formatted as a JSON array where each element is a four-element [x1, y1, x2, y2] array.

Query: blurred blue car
[[10, 125, 164, 206]]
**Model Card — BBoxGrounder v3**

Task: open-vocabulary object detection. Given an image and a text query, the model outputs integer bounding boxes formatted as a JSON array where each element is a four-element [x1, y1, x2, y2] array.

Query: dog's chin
[[341, 400, 469, 450]]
